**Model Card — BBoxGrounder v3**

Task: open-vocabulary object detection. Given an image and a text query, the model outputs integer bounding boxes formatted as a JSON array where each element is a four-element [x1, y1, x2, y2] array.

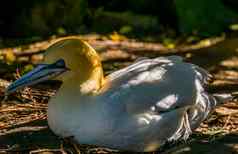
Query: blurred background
[[0, 0, 238, 39]]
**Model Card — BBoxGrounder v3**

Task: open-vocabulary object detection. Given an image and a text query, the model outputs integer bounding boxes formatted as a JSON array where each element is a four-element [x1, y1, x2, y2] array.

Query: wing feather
[[106, 56, 197, 114]]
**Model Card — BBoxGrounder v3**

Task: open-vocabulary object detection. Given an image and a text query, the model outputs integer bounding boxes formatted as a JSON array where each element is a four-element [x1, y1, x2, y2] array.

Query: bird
[[5, 37, 234, 152]]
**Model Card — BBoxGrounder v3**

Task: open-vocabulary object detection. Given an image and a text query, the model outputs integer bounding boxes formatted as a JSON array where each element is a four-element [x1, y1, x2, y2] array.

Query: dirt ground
[[0, 35, 238, 154]]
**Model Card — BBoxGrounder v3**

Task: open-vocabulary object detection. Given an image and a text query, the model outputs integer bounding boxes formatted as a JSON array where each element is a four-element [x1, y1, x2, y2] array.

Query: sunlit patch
[[144, 142, 160, 152], [150, 106, 156, 112], [126, 67, 166, 86], [156, 94, 178, 109], [137, 113, 162, 125], [138, 117, 150, 125], [128, 71, 150, 85], [149, 66, 167, 81], [167, 63, 174, 66]]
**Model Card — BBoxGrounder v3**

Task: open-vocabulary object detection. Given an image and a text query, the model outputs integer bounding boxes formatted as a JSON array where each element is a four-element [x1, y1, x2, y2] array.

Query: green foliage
[[92, 10, 159, 36], [15, 0, 88, 36], [230, 24, 238, 31], [62, 0, 88, 31], [175, 0, 238, 36], [119, 26, 133, 35], [1, 0, 238, 38]]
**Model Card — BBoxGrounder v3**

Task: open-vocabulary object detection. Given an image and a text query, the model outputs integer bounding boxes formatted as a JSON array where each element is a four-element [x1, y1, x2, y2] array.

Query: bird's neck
[[60, 65, 105, 96]]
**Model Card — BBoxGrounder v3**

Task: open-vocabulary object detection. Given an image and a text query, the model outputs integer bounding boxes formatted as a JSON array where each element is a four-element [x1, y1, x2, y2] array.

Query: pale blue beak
[[5, 59, 69, 95]]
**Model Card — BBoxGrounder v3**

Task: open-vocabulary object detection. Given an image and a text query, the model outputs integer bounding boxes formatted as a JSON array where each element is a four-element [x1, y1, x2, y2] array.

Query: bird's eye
[[55, 59, 66, 68]]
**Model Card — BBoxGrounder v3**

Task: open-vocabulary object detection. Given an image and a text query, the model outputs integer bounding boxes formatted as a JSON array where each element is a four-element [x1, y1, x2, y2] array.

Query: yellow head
[[6, 37, 104, 95]]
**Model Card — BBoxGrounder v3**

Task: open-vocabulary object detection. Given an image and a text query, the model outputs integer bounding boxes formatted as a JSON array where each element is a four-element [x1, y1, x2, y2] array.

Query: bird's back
[[104, 56, 197, 113], [88, 56, 221, 151]]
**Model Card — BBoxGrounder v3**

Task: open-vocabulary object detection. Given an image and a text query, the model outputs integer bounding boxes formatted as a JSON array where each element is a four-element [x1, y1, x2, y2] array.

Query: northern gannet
[[5, 37, 234, 152]]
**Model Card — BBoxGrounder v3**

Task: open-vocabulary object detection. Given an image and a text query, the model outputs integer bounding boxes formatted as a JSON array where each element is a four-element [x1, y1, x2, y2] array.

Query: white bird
[[5, 37, 234, 152]]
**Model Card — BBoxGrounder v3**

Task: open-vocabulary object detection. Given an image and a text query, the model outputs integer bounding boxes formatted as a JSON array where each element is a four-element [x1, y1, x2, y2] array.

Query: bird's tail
[[188, 91, 236, 131]]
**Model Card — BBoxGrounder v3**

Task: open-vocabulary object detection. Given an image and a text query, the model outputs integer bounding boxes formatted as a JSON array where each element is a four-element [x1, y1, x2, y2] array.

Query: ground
[[0, 35, 238, 154]]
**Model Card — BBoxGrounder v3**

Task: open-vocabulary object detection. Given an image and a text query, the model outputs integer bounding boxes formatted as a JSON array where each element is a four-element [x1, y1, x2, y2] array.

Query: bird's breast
[[47, 95, 116, 142]]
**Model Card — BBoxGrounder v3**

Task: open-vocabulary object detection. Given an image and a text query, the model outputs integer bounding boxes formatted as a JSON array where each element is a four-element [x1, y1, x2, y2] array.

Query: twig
[[0, 114, 46, 130], [223, 114, 231, 129], [0, 126, 47, 136]]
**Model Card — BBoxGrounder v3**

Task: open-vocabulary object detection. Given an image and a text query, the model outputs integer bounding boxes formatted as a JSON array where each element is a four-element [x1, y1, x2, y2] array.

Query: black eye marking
[[50, 59, 66, 68], [54, 59, 71, 71], [55, 59, 66, 68]]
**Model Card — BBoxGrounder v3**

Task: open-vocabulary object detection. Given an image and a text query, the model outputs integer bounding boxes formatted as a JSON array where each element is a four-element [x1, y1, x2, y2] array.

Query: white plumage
[[48, 56, 229, 151]]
